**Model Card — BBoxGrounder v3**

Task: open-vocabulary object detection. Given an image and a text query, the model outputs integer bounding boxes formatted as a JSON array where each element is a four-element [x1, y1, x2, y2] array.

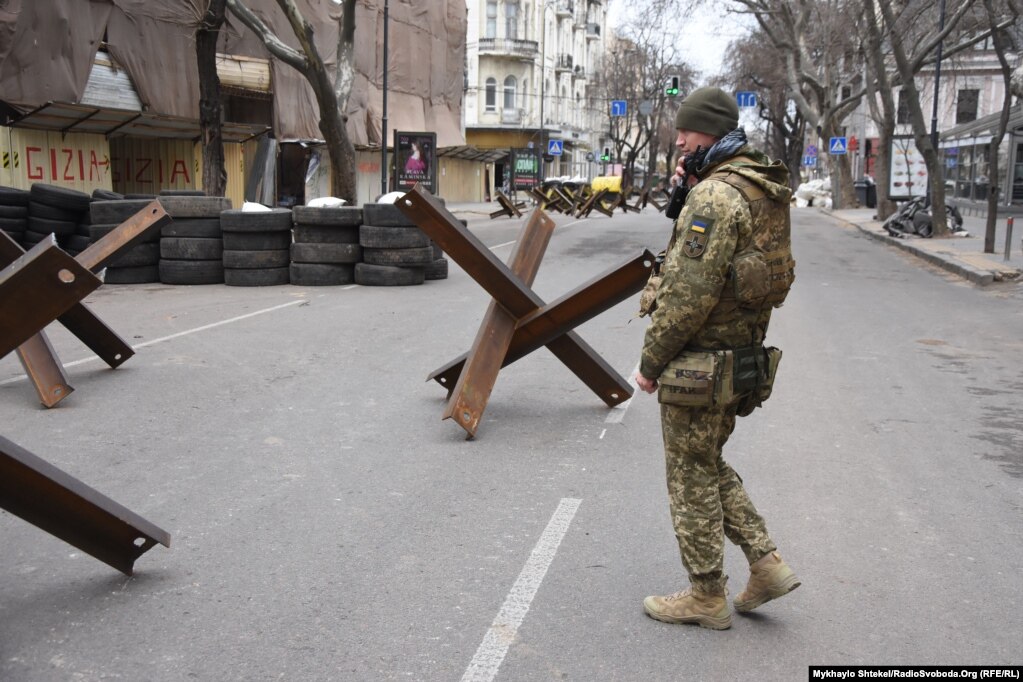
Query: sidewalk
[[824, 208, 1023, 286]]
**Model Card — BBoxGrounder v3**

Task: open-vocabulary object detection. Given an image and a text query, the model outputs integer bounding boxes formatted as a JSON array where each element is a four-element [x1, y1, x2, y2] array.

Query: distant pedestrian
[[635, 86, 800, 630]]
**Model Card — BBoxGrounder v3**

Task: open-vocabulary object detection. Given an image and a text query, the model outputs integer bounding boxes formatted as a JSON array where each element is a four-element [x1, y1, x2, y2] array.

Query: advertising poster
[[394, 131, 436, 193], [511, 148, 540, 190], [889, 135, 928, 200]]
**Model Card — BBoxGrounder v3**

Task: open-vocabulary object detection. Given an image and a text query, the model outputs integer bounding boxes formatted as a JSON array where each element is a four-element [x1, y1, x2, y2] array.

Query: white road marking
[[491, 240, 516, 249], [0, 299, 306, 385], [599, 428, 607, 440], [461, 497, 582, 682], [605, 361, 640, 424]]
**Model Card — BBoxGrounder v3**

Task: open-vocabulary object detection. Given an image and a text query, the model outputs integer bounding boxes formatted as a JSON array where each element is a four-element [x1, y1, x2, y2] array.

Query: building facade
[[464, 0, 609, 192]]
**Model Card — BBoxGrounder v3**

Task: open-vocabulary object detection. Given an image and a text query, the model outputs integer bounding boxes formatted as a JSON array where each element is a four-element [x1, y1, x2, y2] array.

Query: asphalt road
[[2, 206, 1021, 681]]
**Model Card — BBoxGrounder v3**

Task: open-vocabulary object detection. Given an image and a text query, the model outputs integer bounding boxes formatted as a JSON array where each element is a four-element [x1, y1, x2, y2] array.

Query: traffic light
[[666, 75, 679, 97], [600, 147, 610, 162]]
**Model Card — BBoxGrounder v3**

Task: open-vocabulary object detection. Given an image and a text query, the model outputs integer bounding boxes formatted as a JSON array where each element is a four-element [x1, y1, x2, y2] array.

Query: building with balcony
[[464, 0, 609, 193]]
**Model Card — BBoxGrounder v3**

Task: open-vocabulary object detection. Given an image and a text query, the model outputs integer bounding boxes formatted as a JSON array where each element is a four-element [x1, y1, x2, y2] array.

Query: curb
[[825, 210, 996, 286]]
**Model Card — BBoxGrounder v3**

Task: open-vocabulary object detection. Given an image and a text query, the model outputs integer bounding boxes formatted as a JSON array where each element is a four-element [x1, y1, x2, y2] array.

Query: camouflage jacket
[[639, 147, 793, 380]]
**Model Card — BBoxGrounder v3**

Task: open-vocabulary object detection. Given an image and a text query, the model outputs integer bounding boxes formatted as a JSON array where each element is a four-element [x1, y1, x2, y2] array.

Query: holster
[[657, 345, 782, 416]]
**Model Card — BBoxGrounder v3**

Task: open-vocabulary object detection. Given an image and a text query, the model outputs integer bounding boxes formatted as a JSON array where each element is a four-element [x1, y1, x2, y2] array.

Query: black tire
[[425, 257, 449, 280], [432, 242, 444, 259], [158, 195, 231, 219], [0, 216, 28, 232], [220, 208, 293, 232], [2, 230, 25, 245], [22, 230, 50, 247], [362, 246, 433, 267], [354, 262, 425, 286], [160, 189, 205, 196], [0, 186, 30, 206], [28, 215, 77, 237], [89, 222, 161, 244], [223, 249, 290, 269], [64, 234, 93, 254], [292, 205, 362, 226], [359, 224, 430, 249], [160, 237, 223, 260], [28, 200, 83, 222], [289, 262, 356, 286], [223, 231, 292, 251], [0, 204, 28, 219], [362, 203, 413, 227], [290, 242, 362, 264], [224, 266, 290, 287], [103, 265, 160, 284], [91, 188, 123, 201], [159, 259, 224, 284], [90, 199, 157, 224], [161, 218, 222, 239], [292, 224, 359, 244], [30, 183, 91, 211], [110, 242, 160, 267], [124, 194, 157, 199]]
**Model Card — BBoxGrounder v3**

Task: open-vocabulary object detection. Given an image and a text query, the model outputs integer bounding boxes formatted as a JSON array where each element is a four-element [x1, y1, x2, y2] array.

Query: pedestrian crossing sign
[[547, 140, 563, 156], [829, 137, 848, 155]]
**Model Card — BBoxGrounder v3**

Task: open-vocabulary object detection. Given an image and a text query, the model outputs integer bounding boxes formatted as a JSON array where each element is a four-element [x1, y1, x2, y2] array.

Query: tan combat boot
[[643, 586, 732, 630], [733, 551, 801, 613]]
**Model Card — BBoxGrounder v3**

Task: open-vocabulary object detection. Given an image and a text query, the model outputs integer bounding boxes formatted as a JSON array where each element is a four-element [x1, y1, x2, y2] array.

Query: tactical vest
[[706, 162, 795, 314]]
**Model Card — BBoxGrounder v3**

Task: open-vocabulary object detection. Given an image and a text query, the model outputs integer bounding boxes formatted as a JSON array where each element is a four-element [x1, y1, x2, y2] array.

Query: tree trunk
[[982, 0, 1015, 253], [197, 0, 228, 199]]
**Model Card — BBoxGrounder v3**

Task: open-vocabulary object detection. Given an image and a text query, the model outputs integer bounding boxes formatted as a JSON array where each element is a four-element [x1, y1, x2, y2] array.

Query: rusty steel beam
[[442, 209, 556, 437], [0, 238, 103, 358], [429, 251, 655, 402], [15, 334, 74, 407], [0, 434, 170, 576], [76, 199, 170, 272], [56, 304, 135, 368]]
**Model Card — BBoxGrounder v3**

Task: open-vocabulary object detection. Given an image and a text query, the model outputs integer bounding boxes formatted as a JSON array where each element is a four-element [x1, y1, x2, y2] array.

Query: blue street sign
[[803, 155, 817, 167], [736, 91, 757, 108], [547, 139, 563, 156], [806, 144, 818, 157], [829, 137, 848, 155], [610, 100, 627, 117]]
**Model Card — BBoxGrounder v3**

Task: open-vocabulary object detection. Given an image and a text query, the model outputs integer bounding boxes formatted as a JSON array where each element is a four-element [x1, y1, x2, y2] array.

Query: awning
[[3, 101, 270, 144], [940, 104, 1023, 146], [437, 145, 510, 163], [216, 53, 271, 93]]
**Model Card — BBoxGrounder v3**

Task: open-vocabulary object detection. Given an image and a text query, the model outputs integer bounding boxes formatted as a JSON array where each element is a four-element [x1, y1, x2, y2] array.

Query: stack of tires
[[356, 203, 436, 286], [89, 197, 162, 283], [289, 205, 363, 286], [220, 208, 293, 286], [158, 195, 231, 285], [24, 184, 92, 252], [0, 186, 29, 246]]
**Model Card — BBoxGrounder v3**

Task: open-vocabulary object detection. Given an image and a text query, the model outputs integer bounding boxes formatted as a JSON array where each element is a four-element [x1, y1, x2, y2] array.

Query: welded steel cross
[[397, 185, 655, 438], [0, 201, 172, 406]]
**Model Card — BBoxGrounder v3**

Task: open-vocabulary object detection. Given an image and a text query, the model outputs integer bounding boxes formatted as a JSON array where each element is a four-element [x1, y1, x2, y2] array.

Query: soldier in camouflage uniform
[[635, 87, 800, 630]]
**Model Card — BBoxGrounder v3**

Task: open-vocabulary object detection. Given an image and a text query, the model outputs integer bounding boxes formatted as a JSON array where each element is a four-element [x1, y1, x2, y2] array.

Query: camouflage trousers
[[660, 402, 776, 593]]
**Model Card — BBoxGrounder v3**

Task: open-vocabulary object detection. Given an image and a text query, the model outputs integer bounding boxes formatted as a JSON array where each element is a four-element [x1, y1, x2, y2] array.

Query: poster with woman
[[395, 132, 437, 193]]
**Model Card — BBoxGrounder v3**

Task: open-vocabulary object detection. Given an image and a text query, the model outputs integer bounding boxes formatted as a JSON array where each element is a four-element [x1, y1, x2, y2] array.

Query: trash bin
[[854, 179, 876, 208]]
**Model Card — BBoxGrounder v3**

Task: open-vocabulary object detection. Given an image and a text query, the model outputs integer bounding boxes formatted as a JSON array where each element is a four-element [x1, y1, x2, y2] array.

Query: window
[[504, 75, 517, 110], [896, 90, 910, 125], [956, 89, 979, 124], [505, 1, 519, 40], [485, 77, 497, 111], [485, 1, 497, 39]]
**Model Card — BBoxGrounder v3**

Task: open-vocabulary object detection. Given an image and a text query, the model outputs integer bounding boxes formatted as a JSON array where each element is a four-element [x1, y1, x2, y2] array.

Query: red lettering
[[26, 146, 44, 180], [135, 158, 152, 184], [62, 149, 75, 181], [50, 148, 58, 180], [77, 150, 85, 180], [90, 150, 101, 182], [169, 159, 190, 184]]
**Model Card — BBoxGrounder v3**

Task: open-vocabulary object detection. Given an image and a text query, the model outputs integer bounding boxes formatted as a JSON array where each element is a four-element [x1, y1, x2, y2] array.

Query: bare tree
[[197, 0, 228, 198], [226, 0, 357, 202], [979, 0, 1021, 251]]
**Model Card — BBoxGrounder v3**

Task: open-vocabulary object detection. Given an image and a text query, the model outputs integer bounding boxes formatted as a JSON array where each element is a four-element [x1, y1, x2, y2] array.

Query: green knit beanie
[[674, 87, 739, 138]]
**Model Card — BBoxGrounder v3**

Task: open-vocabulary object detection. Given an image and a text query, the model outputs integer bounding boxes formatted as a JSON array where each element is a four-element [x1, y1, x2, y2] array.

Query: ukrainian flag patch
[[681, 215, 714, 258]]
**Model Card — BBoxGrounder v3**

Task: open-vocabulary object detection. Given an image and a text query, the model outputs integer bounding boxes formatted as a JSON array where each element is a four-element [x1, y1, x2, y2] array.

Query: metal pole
[[381, 0, 389, 196], [927, 0, 946, 203], [539, 2, 546, 183], [1005, 216, 1014, 262]]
